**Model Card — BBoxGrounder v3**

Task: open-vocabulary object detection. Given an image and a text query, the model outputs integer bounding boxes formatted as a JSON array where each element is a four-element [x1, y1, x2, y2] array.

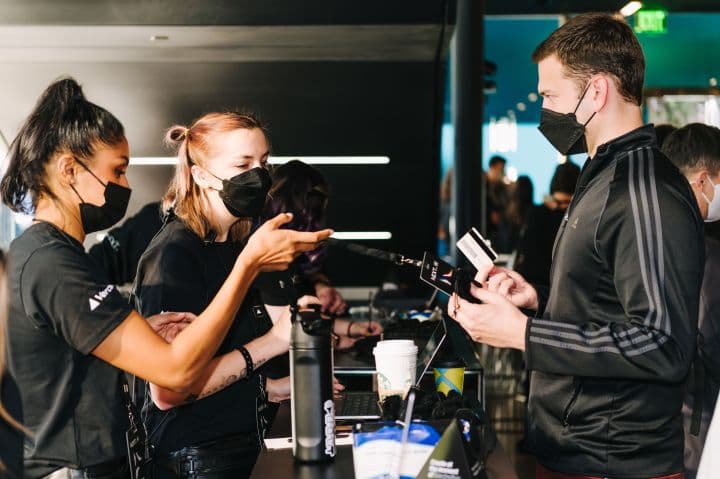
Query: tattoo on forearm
[[180, 352, 273, 404], [197, 373, 241, 400]]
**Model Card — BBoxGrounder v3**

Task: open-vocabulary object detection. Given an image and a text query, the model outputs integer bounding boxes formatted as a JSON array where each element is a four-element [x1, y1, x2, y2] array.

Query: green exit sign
[[634, 10, 668, 34]]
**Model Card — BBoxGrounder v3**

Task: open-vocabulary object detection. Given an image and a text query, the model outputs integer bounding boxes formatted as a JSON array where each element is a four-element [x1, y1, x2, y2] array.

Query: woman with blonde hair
[[134, 112, 340, 478]]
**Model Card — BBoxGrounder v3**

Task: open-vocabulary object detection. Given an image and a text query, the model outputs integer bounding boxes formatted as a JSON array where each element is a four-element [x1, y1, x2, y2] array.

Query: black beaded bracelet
[[237, 346, 254, 377]]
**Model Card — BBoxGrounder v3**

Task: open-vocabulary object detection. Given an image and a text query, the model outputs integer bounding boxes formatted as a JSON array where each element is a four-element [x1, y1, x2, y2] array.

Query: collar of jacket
[[576, 124, 658, 192]]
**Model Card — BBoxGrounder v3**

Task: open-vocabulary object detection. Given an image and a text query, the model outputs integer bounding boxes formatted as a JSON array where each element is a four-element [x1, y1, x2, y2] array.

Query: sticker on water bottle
[[323, 399, 336, 457]]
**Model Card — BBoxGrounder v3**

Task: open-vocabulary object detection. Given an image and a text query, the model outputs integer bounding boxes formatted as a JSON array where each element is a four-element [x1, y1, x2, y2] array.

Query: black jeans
[[153, 434, 261, 479]]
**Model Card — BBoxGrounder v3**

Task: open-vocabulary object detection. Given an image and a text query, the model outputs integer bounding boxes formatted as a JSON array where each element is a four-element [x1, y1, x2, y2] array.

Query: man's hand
[[473, 265, 539, 311], [315, 283, 347, 315], [146, 311, 195, 343], [448, 290, 528, 351]]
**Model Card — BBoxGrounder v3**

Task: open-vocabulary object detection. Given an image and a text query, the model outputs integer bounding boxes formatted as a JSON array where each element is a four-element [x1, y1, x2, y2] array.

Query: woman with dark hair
[[260, 160, 382, 347], [264, 160, 333, 298], [0, 78, 330, 478]]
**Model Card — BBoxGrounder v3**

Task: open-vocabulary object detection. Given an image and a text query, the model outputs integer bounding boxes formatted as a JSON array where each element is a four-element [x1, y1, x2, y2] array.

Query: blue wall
[[441, 122, 575, 203]]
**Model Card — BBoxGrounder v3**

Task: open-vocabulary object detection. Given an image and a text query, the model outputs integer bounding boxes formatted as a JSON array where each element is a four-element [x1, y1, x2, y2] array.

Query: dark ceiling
[[1, 0, 719, 27]]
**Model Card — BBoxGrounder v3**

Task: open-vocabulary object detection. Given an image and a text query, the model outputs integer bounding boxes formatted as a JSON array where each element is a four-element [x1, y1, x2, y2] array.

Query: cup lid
[[373, 340, 417, 352], [375, 340, 415, 348], [432, 357, 465, 368]]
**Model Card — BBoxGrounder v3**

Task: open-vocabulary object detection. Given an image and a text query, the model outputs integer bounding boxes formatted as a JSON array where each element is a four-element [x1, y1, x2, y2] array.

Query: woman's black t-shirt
[[0, 372, 23, 479], [134, 218, 272, 454], [6, 222, 133, 478]]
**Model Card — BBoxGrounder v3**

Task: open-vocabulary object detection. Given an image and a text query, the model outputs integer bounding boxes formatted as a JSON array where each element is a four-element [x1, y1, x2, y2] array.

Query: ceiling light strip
[[331, 231, 392, 241], [129, 156, 390, 166]]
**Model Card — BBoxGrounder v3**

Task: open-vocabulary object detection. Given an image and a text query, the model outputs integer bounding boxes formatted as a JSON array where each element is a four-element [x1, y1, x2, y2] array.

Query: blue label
[[354, 423, 441, 447]]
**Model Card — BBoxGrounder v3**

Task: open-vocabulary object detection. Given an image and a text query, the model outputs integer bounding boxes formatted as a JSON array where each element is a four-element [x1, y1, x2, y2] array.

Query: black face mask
[[538, 84, 596, 156], [208, 167, 272, 219], [70, 160, 132, 234]]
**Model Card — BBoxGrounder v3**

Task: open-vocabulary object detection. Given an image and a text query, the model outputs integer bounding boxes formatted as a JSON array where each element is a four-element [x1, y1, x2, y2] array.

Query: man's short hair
[[662, 123, 720, 176], [489, 155, 507, 168], [532, 13, 645, 106]]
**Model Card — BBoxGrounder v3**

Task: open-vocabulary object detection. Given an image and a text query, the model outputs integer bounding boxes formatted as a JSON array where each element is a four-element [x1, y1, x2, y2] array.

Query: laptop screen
[[414, 317, 447, 386]]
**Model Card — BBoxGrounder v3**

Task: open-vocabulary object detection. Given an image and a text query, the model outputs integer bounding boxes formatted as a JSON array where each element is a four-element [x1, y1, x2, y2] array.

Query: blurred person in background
[[514, 161, 581, 285], [89, 201, 163, 286], [485, 155, 509, 251], [662, 122, 720, 479], [437, 168, 453, 257], [499, 175, 534, 253]]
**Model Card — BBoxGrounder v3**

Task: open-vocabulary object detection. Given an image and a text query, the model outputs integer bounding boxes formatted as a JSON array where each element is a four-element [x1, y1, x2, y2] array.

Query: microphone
[[323, 238, 422, 268]]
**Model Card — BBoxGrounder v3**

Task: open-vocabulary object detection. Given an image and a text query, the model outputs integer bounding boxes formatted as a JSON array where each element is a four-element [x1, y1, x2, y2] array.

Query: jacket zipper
[[562, 380, 583, 427], [548, 214, 569, 286], [547, 177, 592, 290]]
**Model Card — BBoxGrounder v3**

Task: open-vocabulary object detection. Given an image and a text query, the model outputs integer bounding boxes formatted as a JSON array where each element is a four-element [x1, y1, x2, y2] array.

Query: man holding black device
[[449, 13, 704, 479]]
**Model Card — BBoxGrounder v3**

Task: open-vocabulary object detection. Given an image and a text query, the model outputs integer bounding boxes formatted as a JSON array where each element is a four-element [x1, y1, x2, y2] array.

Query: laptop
[[336, 317, 447, 420]]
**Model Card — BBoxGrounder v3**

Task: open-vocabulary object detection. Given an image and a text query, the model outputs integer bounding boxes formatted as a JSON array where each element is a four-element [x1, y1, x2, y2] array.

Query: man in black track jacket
[[449, 13, 704, 479]]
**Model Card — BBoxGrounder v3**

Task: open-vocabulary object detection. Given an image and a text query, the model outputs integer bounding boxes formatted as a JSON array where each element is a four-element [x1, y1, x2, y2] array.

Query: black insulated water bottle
[[290, 305, 335, 462]]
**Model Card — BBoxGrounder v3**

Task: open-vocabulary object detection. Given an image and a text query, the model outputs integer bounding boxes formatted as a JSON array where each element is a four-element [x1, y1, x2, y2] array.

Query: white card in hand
[[457, 227, 498, 271]]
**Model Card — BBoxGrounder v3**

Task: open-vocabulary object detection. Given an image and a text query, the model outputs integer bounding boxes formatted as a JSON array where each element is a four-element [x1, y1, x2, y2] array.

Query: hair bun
[[165, 125, 190, 145]]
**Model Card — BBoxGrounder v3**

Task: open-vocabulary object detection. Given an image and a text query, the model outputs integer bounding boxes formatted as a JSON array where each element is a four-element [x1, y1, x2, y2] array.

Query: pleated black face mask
[[538, 84, 596, 156], [70, 159, 132, 234], [208, 166, 272, 219]]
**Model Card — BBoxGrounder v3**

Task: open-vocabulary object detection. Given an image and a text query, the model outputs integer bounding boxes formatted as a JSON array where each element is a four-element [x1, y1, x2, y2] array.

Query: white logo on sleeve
[[89, 285, 115, 311]]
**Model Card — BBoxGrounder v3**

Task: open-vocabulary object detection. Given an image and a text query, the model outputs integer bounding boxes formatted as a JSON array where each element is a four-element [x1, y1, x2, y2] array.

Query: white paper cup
[[373, 340, 418, 401]]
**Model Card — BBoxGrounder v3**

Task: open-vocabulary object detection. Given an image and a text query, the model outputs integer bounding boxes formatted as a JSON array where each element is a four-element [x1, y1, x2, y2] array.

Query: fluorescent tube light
[[129, 156, 390, 166], [331, 231, 392, 241], [620, 1, 642, 17]]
